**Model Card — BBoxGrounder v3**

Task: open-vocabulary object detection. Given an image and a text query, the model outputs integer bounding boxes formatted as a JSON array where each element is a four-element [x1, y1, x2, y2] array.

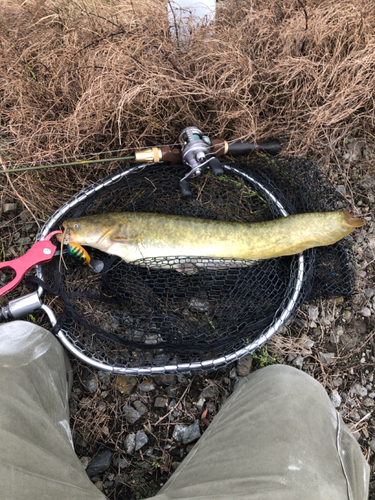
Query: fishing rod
[[1, 128, 281, 197]]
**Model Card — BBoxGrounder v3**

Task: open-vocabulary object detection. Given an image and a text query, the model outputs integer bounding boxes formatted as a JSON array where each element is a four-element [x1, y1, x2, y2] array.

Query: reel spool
[[34, 157, 352, 375]]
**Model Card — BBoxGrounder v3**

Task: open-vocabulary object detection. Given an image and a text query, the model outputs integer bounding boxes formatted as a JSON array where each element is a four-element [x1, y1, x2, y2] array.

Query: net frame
[[35, 161, 306, 375]]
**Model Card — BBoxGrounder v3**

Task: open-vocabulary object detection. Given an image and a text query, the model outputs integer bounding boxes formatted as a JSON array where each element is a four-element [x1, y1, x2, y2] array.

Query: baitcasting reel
[[134, 126, 282, 197], [178, 127, 224, 197]]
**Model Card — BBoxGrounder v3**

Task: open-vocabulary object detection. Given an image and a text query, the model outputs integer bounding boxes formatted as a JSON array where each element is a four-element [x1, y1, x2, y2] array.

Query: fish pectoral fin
[[110, 225, 143, 244]]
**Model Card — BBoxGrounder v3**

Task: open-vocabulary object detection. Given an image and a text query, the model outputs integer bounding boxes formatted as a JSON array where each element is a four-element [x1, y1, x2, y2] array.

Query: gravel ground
[[0, 141, 375, 499]]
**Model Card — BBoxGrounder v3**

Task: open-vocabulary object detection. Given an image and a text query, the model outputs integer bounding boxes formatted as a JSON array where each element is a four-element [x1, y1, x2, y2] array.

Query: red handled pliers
[[0, 230, 62, 298]]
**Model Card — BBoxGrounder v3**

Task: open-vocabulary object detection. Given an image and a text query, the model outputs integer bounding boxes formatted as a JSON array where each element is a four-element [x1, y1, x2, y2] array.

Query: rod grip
[[227, 140, 281, 157]]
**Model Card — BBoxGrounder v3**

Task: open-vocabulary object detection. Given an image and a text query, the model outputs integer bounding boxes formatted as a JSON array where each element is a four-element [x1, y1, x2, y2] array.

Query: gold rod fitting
[[135, 147, 162, 163]]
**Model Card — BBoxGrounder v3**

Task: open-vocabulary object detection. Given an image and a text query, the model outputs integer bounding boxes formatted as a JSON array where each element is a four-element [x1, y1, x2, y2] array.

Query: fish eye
[[74, 223, 79, 229]]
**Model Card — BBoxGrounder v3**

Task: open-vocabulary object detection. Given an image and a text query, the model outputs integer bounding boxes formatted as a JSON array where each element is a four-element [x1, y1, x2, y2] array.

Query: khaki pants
[[0, 322, 370, 500]]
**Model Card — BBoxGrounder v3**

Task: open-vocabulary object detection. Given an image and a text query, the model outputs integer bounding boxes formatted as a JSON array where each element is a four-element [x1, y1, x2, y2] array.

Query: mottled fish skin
[[56, 210, 364, 267]]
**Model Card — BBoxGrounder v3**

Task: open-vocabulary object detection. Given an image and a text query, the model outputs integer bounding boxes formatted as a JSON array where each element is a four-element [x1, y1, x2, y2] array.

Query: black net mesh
[[29, 157, 353, 373]]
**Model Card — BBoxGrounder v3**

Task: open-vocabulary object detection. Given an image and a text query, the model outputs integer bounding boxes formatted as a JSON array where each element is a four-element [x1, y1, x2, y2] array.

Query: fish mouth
[[56, 224, 71, 244]]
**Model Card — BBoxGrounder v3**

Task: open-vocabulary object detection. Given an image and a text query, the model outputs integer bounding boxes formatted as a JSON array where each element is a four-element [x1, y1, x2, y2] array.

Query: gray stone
[[96, 402, 106, 414], [182, 420, 201, 445], [366, 288, 375, 298], [3, 203, 17, 213], [292, 355, 304, 369], [18, 236, 31, 245], [299, 335, 314, 348], [135, 430, 148, 451], [154, 373, 176, 386], [76, 437, 89, 448], [349, 410, 361, 422], [98, 370, 111, 384], [168, 399, 177, 410], [370, 440, 375, 453], [236, 355, 253, 376], [319, 352, 336, 365], [330, 390, 341, 408], [25, 222, 38, 232], [343, 310, 352, 320], [166, 386, 178, 397], [115, 375, 137, 395], [363, 398, 375, 407], [333, 376, 343, 388], [189, 297, 210, 312], [335, 326, 344, 336], [122, 405, 141, 424], [360, 176, 375, 189], [195, 397, 205, 412], [80, 456, 91, 470], [133, 400, 148, 416], [153, 354, 171, 366], [354, 384, 368, 397], [206, 401, 216, 414], [349, 426, 360, 442], [200, 384, 218, 399], [154, 397, 168, 408], [369, 392, 375, 399], [172, 425, 188, 442], [138, 380, 155, 392], [82, 374, 98, 394], [361, 307, 371, 317], [229, 367, 237, 379], [115, 457, 129, 469], [308, 306, 319, 321], [124, 433, 136, 455], [86, 449, 112, 476], [177, 374, 189, 385], [145, 334, 163, 345]]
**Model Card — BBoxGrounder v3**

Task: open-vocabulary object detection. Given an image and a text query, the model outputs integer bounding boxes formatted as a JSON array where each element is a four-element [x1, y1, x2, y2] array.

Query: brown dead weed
[[1, 0, 375, 216]]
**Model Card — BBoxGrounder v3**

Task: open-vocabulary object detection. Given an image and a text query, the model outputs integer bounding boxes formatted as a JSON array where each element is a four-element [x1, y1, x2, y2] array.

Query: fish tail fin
[[344, 209, 365, 228]]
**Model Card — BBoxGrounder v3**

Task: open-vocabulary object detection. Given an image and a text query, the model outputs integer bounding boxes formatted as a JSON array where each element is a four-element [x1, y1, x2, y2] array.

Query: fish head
[[56, 215, 112, 250]]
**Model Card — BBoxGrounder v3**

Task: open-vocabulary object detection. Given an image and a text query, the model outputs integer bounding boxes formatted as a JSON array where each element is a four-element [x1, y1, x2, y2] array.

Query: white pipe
[[168, 0, 216, 40]]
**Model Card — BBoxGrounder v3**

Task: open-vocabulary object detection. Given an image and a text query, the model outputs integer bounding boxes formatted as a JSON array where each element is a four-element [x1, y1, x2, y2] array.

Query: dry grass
[[1, 0, 375, 217]]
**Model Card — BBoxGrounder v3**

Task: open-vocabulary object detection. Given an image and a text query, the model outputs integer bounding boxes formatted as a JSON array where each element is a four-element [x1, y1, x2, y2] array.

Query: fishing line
[[59, 228, 68, 272], [0, 155, 136, 174], [0, 142, 182, 168]]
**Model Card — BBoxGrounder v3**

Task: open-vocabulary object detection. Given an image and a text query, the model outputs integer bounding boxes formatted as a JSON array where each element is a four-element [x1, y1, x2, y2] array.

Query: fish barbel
[[56, 210, 364, 268]]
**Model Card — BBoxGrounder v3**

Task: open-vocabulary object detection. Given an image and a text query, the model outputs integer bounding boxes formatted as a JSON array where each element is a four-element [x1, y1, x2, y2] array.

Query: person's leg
[[0, 321, 105, 500], [154, 364, 370, 500]]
